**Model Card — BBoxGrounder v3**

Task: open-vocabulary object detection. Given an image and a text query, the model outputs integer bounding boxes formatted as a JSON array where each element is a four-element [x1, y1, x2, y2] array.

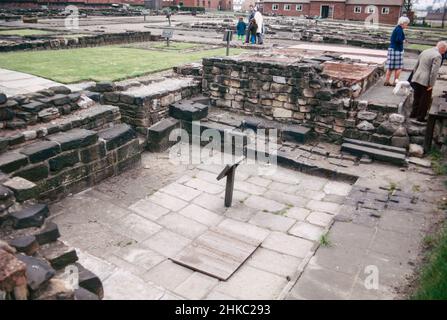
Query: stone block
[[75, 263, 103, 299], [80, 142, 106, 163], [39, 241, 78, 270], [282, 125, 311, 143], [49, 150, 80, 172], [20, 141, 60, 163], [147, 118, 180, 152], [15, 254, 55, 291], [20, 101, 45, 113], [14, 164, 49, 182], [98, 124, 137, 151], [9, 236, 39, 255], [0, 152, 29, 174], [10, 204, 49, 229], [47, 129, 98, 151], [170, 100, 209, 121], [341, 143, 406, 166], [2, 177, 38, 202], [34, 222, 61, 245]]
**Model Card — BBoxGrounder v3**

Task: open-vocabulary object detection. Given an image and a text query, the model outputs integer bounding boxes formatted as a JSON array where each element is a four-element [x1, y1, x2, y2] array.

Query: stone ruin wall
[[202, 57, 428, 149], [0, 31, 160, 53]]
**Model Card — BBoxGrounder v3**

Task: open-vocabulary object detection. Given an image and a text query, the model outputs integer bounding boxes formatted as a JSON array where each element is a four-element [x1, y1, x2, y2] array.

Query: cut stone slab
[[341, 143, 406, 166], [103, 269, 164, 300], [342, 138, 406, 155], [306, 211, 334, 227], [248, 212, 296, 232], [34, 221, 61, 245], [16, 254, 56, 291], [39, 240, 78, 270], [9, 235, 39, 255], [282, 125, 311, 143], [323, 181, 352, 196], [160, 183, 202, 202], [213, 265, 288, 300], [98, 124, 137, 151], [174, 272, 218, 300], [172, 228, 260, 281], [157, 212, 208, 240], [0, 152, 28, 174], [47, 129, 98, 151], [20, 140, 60, 163], [306, 200, 340, 215], [244, 195, 286, 212], [76, 263, 104, 299], [128, 198, 170, 221], [288, 221, 325, 241], [170, 100, 209, 121], [143, 229, 191, 258], [10, 204, 49, 229], [178, 204, 223, 227], [147, 118, 180, 152], [147, 191, 188, 211], [143, 259, 194, 291], [2, 177, 37, 202], [262, 231, 315, 258], [247, 247, 302, 278], [217, 218, 270, 246]]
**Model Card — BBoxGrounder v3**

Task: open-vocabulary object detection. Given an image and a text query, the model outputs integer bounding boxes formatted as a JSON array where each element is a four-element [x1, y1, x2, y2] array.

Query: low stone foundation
[[0, 31, 160, 53], [202, 49, 384, 143], [101, 77, 201, 135]]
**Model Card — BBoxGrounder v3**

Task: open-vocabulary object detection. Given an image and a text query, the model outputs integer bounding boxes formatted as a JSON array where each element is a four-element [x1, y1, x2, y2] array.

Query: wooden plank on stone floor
[[171, 228, 260, 281]]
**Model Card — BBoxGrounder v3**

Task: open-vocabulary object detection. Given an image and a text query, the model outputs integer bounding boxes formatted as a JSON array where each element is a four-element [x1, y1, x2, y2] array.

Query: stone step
[[342, 138, 407, 155], [10, 204, 49, 229], [169, 99, 209, 121], [98, 123, 137, 151], [281, 125, 312, 144], [341, 143, 407, 166], [146, 117, 180, 152], [2, 177, 38, 202], [9, 235, 40, 256], [39, 240, 78, 270]]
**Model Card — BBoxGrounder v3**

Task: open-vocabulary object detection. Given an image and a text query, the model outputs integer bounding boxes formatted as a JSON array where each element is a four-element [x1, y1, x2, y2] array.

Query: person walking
[[384, 16, 410, 86], [410, 41, 447, 122], [236, 17, 247, 42], [249, 19, 258, 44]]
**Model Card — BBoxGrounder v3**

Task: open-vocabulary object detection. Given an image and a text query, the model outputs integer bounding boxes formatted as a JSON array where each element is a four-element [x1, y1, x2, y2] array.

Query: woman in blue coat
[[384, 16, 410, 86]]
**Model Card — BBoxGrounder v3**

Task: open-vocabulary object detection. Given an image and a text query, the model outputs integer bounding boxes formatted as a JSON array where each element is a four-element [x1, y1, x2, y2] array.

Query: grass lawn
[[151, 42, 200, 50], [407, 44, 432, 51], [0, 29, 51, 36], [0, 44, 244, 83], [412, 223, 447, 299]]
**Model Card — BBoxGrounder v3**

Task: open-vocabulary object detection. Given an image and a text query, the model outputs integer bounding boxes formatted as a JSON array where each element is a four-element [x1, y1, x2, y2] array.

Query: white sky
[[413, 0, 446, 10]]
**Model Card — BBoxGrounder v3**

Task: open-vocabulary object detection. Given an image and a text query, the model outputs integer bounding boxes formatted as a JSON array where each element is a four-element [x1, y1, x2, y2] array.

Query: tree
[[403, 0, 413, 14]]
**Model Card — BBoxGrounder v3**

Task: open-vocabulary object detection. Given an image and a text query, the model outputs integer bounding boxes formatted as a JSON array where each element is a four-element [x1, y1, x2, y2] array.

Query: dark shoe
[[416, 118, 427, 123]]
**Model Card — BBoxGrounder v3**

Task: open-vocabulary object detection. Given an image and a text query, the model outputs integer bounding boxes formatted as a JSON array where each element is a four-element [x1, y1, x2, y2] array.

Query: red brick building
[[261, 0, 404, 25], [163, 0, 233, 10]]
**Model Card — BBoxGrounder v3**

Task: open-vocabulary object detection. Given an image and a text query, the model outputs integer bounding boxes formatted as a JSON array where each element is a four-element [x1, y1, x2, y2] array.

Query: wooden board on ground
[[171, 228, 260, 281]]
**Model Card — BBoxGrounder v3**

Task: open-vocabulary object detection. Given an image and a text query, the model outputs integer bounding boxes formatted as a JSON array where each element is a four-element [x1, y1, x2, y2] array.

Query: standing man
[[410, 41, 447, 122], [245, 5, 255, 44], [254, 8, 264, 45]]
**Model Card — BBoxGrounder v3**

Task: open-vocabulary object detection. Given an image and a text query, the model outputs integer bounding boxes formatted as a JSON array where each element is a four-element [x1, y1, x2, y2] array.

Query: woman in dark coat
[[384, 16, 410, 86]]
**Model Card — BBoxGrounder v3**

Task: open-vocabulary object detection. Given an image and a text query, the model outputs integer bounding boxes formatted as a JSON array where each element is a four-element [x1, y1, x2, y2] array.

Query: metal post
[[167, 37, 170, 47], [224, 167, 236, 207]]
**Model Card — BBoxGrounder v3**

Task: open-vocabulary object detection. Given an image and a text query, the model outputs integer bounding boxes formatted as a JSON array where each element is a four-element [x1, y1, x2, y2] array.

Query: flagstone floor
[[49, 147, 443, 300]]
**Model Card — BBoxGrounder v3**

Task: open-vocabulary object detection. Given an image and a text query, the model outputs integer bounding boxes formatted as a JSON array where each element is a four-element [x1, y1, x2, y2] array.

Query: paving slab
[[212, 265, 288, 300], [143, 260, 194, 291], [262, 231, 315, 258], [172, 228, 260, 281], [128, 199, 170, 221], [306, 211, 334, 228], [288, 221, 325, 241], [248, 212, 296, 232], [247, 247, 302, 278], [174, 272, 218, 300], [178, 204, 223, 227], [103, 269, 165, 300], [157, 213, 208, 240], [147, 191, 189, 211], [143, 229, 191, 258]]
